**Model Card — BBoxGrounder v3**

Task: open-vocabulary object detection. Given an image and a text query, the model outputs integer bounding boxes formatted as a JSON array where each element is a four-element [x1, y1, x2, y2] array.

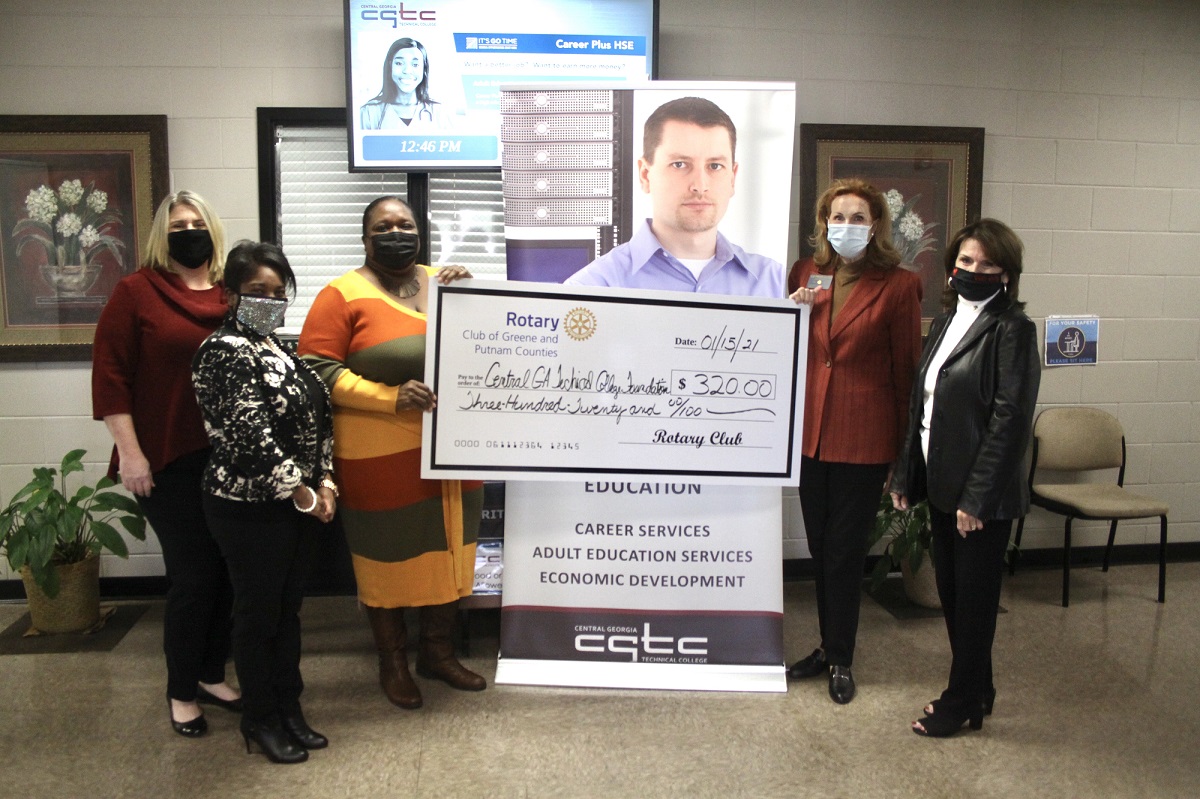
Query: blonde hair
[[809, 178, 901, 275], [143, 190, 226, 282]]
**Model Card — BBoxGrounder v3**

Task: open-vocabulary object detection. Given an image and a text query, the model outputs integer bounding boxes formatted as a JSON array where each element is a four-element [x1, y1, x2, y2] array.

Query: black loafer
[[196, 685, 244, 713], [829, 665, 856, 704], [787, 648, 828, 680]]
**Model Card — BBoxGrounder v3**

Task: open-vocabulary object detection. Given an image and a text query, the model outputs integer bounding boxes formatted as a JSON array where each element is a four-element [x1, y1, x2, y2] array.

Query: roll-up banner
[[497, 81, 797, 692]]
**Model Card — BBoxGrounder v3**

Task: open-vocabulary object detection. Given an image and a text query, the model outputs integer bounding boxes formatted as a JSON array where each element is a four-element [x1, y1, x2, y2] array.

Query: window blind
[[274, 125, 505, 335]]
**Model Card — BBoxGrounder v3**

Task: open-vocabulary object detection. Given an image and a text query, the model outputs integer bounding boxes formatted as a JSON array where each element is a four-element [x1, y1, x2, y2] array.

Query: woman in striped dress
[[297, 196, 484, 709]]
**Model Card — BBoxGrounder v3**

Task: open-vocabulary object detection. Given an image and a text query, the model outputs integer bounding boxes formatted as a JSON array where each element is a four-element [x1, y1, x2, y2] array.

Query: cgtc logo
[[361, 4, 436, 27], [575, 622, 708, 663]]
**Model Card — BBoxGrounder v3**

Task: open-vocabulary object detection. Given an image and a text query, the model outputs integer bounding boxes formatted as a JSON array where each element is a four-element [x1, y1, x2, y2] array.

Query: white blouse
[[920, 291, 1001, 461]]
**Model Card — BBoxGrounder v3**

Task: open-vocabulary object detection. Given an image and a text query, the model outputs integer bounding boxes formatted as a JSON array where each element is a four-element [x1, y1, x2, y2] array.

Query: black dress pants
[[203, 494, 319, 724], [136, 449, 233, 701], [928, 504, 1011, 715], [799, 455, 889, 667]]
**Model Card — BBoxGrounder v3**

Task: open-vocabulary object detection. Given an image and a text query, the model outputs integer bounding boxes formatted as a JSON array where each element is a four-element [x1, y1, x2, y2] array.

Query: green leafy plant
[[0, 449, 146, 598], [867, 491, 931, 591]]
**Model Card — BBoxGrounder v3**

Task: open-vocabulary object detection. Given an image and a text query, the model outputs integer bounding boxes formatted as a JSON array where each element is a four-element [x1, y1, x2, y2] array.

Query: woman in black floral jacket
[[192, 241, 335, 765]]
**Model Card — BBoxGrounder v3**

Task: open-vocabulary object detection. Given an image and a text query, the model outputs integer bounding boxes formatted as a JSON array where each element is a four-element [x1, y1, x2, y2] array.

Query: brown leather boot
[[416, 602, 487, 691], [364, 606, 423, 709]]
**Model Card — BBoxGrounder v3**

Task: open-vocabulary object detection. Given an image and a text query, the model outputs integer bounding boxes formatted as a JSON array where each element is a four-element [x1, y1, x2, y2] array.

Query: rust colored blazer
[[792, 257, 922, 465]]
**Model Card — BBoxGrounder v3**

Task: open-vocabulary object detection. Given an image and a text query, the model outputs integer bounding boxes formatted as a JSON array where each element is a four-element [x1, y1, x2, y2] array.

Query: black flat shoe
[[281, 710, 328, 750], [912, 707, 983, 738], [828, 665, 856, 704], [787, 648, 828, 680], [167, 694, 207, 738], [241, 720, 308, 764], [196, 685, 244, 713]]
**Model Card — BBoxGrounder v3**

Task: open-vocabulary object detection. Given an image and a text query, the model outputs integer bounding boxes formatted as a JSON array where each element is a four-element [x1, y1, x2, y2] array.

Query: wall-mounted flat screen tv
[[344, 0, 658, 171]]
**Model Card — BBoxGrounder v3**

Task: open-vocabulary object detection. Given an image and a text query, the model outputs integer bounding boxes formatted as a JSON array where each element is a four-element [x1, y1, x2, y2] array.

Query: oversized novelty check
[[421, 280, 807, 484]]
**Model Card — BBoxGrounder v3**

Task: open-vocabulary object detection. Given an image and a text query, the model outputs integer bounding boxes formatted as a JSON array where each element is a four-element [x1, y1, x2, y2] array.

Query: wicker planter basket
[[20, 555, 101, 633], [901, 552, 941, 610]]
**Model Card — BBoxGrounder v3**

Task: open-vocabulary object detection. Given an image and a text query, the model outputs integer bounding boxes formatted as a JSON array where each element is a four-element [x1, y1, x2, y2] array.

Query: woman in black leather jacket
[[889, 219, 1040, 737]]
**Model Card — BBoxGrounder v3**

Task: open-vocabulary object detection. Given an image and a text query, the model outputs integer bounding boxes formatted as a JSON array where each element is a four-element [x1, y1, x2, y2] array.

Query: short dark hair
[[642, 97, 737, 163], [224, 240, 296, 297], [942, 218, 1026, 311], [362, 195, 412, 236]]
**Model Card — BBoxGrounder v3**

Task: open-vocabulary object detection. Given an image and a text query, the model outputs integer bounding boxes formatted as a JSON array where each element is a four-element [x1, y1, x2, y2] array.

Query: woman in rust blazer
[[787, 178, 922, 704]]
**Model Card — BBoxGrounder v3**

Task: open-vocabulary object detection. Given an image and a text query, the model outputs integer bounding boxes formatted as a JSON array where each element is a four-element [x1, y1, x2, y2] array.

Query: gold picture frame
[[798, 124, 984, 324], [0, 115, 169, 362]]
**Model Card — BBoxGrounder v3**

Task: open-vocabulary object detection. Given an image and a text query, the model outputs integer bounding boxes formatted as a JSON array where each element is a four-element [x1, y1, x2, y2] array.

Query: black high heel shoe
[[925, 687, 996, 718], [241, 720, 309, 764], [911, 707, 984, 738], [167, 694, 207, 738], [196, 685, 244, 713], [281, 709, 328, 750]]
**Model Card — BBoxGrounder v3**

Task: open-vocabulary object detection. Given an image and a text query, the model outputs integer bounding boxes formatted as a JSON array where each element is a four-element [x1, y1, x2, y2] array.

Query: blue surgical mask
[[826, 223, 872, 260], [235, 295, 287, 336]]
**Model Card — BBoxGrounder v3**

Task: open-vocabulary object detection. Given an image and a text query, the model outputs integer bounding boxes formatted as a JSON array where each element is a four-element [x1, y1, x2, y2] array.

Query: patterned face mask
[[235, 295, 288, 336]]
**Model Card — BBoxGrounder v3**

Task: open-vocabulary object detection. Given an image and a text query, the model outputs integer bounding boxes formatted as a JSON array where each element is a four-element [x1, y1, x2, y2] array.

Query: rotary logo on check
[[563, 307, 597, 341]]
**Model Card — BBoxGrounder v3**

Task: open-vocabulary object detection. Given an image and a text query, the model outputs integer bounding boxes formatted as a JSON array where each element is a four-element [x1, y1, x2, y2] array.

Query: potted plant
[[867, 491, 938, 609], [0, 449, 146, 633]]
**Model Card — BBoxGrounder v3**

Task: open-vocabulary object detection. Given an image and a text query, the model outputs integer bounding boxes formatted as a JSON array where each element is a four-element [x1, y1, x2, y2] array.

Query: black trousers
[[203, 494, 319, 724], [928, 504, 1011, 715], [136, 449, 233, 701], [799, 455, 889, 667]]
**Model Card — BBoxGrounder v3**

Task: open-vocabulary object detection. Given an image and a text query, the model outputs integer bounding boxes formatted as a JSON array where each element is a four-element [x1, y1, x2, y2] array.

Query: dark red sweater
[[91, 268, 226, 479]]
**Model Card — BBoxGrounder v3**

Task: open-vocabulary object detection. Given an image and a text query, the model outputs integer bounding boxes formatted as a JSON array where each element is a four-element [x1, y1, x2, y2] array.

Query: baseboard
[[0, 576, 169, 602], [4, 542, 1197, 601]]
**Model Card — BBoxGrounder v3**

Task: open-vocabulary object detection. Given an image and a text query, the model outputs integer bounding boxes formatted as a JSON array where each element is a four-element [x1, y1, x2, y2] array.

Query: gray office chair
[[1011, 407, 1168, 607]]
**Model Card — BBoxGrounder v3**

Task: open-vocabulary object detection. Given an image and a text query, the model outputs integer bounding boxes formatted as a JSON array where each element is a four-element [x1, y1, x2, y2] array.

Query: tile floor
[[1, 561, 1197, 798]]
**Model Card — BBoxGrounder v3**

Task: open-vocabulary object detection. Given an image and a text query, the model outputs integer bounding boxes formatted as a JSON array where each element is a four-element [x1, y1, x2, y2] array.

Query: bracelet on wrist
[[321, 476, 339, 498], [292, 486, 318, 513]]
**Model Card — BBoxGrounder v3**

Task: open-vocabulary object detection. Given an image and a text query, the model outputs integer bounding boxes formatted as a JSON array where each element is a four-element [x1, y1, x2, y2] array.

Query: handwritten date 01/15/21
[[674, 326, 759, 361]]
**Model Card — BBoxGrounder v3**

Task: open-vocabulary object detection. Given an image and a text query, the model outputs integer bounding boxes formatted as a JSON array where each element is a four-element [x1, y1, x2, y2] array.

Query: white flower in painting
[[86, 189, 108, 213], [79, 225, 101, 248], [56, 212, 83, 238], [899, 212, 925, 242], [58, 179, 84, 207], [25, 185, 58, 224], [885, 189, 905, 222]]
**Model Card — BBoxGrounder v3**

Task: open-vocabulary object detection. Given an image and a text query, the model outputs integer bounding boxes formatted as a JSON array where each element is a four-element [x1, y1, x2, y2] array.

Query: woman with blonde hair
[[787, 178, 923, 704], [92, 190, 242, 737]]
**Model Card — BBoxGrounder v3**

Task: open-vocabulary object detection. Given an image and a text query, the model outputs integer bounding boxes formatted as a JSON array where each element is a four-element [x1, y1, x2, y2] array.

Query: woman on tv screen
[[360, 37, 446, 131]]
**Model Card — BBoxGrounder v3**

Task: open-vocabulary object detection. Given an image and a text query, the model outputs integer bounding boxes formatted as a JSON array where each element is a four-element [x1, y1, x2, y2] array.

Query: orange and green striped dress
[[297, 268, 483, 608]]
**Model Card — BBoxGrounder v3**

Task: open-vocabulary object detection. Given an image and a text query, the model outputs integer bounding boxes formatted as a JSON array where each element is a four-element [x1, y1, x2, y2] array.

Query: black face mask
[[167, 229, 214, 270], [368, 231, 420, 276], [951, 267, 1005, 302]]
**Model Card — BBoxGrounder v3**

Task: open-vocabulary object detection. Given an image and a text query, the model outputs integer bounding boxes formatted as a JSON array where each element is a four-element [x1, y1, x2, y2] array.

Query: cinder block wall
[[1, 1, 1197, 575]]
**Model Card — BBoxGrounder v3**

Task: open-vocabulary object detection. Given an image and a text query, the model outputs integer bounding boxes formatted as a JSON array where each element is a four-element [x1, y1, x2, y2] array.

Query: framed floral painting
[[0, 115, 168, 361], [797, 124, 984, 324]]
